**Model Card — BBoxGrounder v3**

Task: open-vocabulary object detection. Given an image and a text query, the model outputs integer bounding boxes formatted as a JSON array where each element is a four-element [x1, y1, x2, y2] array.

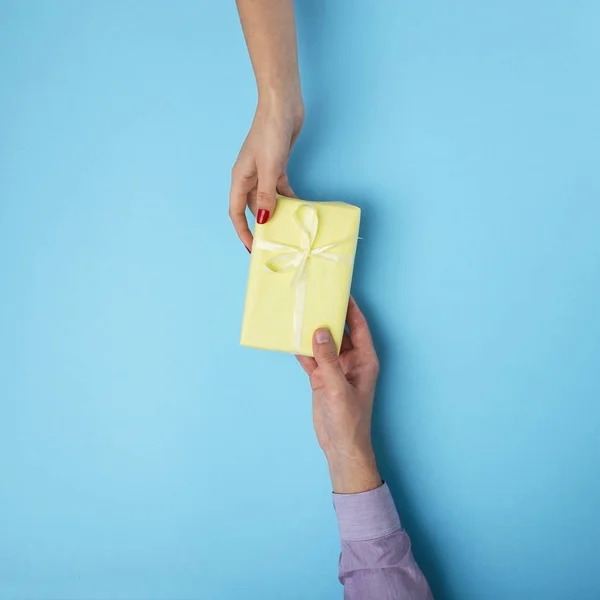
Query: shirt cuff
[[332, 482, 401, 542]]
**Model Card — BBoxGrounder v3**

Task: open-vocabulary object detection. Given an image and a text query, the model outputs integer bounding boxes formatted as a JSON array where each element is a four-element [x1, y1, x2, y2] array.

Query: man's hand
[[297, 298, 382, 494], [229, 99, 303, 250]]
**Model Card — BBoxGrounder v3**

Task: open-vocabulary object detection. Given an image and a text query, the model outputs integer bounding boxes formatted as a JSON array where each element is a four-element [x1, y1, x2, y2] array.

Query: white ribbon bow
[[253, 204, 352, 352]]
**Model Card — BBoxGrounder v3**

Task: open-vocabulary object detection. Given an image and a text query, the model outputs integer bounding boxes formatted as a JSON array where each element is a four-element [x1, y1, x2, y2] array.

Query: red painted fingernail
[[245, 245, 251, 254], [257, 209, 270, 225]]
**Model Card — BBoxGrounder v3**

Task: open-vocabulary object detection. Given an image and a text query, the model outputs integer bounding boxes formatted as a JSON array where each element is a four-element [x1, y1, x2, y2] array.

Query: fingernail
[[245, 245, 251, 254], [257, 209, 270, 225], [315, 329, 331, 344]]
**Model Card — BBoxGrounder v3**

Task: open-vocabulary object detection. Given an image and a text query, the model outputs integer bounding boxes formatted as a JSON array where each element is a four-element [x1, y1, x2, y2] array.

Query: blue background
[[1, 1, 599, 599]]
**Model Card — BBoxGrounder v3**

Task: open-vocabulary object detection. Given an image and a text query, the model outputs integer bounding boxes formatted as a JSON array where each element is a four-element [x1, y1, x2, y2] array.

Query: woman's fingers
[[230, 166, 293, 249], [247, 188, 258, 216], [230, 165, 256, 250], [229, 203, 253, 250], [276, 173, 296, 198]]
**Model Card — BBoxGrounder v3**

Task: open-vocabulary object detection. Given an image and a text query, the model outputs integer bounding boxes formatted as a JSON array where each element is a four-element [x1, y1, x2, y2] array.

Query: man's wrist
[[333, 483, 401, 541], [327, 449, 382, 495]]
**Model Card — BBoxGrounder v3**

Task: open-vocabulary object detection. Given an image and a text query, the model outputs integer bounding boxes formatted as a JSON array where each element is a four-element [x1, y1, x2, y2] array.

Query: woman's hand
[[233, 0, 303, 250], [297, 298, 383, 494], [229, 99, 304, 251]]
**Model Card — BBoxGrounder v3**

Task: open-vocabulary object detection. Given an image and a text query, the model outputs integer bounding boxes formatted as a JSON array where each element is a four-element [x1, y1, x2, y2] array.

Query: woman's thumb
[[313, 329, 345, 384]]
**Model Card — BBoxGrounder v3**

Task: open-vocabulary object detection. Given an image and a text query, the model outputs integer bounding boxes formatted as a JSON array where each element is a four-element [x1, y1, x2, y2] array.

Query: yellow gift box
[[240, 196, 361, 356]]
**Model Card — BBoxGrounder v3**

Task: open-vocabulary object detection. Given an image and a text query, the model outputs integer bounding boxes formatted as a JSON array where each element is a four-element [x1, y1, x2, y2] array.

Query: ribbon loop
[[295, 204, 319, 244], [264, 251, 304, 273]]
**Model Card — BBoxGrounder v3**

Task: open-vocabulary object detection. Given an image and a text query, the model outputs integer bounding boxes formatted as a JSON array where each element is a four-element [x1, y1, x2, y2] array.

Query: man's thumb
[[256, 165, 279, 225], [313, 329, 345, 383]]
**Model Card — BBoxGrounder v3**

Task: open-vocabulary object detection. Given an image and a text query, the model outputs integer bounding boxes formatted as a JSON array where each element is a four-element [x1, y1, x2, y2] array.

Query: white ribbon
[[253, 204, 352, 352]]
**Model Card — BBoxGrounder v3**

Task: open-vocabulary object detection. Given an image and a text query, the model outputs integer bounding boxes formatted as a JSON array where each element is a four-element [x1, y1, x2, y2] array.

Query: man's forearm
[[328, 446, 432, 599], [301, 310, 432, 597], [334, 484, 434, 600], [236, 0, 303, 110]]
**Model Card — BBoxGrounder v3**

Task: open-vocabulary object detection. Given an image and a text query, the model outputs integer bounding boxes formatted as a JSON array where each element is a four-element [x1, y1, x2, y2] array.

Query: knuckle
[[368, 358, 380, 377], [256, 190, 274, 205], [326, 383, 347, 402], [319, 349, 339, 364], [231, 163, 254, 182], [327, 386, 344, 401], [353, 318, 368, 333]]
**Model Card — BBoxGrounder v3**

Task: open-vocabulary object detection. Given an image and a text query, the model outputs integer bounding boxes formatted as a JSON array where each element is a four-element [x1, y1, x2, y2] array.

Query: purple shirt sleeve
[[333, 483, 433, 599]]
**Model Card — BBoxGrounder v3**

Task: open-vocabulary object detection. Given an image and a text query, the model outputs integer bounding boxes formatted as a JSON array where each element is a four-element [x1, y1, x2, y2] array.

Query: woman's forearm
[[230, 0, 304, 242], [236, 0, 303, 111]]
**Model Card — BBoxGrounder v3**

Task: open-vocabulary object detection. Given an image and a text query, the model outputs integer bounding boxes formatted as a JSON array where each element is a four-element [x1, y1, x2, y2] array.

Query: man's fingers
[[312, 328, 346, 386], [340, 330, 353, 353], [296, 354, 317, 376], [347, 297, 376, 354], [255, 163, 280, 225], [347, 297, 380, 386]]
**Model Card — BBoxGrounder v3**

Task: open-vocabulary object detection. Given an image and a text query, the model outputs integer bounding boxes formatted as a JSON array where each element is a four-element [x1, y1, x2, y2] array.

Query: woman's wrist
[[258, 85, 304, 121]]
